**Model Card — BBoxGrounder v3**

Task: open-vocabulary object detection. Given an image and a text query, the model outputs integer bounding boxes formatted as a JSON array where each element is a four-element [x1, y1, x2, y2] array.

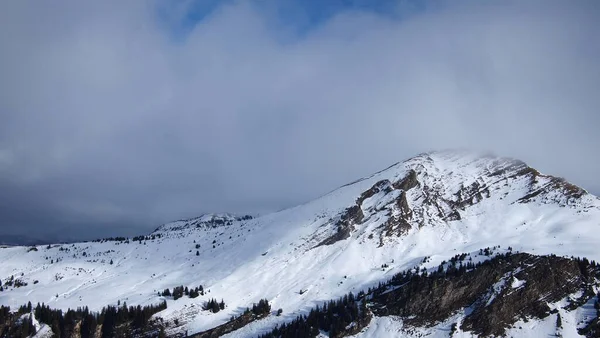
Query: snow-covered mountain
[[1, 150, 599, 337]]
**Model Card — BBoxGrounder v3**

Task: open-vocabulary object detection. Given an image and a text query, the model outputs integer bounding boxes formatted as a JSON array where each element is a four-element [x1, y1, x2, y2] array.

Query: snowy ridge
[[1, 150, 599, 337], [154, 213, 253, 233]]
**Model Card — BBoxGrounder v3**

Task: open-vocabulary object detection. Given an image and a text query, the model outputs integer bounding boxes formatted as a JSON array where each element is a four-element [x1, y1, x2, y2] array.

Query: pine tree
[[51, 319, 61, 338]]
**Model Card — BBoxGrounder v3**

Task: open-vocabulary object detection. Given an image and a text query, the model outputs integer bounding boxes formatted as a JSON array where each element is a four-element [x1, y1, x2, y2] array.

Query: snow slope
[[1, 150, 599, 337]]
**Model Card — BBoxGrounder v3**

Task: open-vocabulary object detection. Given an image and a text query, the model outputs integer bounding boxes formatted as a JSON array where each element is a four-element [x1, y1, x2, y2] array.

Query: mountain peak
[[310, 150, 597, 248]]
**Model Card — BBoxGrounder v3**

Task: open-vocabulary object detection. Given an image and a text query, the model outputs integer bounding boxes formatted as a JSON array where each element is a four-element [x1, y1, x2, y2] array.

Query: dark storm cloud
[[1, 1, 599, 241]]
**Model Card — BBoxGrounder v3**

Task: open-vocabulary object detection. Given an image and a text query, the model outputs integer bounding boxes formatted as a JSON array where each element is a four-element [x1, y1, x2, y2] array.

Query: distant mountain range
[[0, 234, 56, 247]]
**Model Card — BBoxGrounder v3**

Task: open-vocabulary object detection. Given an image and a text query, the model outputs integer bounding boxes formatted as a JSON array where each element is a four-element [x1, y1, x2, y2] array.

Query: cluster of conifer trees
[[1, 300, 167, 338], [160, 285, 204, 299], [90, 233, 162, 244], [132, 234, 161, 242], [34, 301, 167, 338], [0, 275, 28, 290], [0, 303, 36, 337], [203, 298, 226, 313], [259, 292, 368, 338], [92, 236, 128, 243], [574, 256, 598, 278], [250, 299, 271, 316], [194, 299, 272, 337]]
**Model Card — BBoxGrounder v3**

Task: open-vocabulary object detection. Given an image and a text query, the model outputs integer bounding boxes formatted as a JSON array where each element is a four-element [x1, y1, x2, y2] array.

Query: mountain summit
[[1, 151, 599, 337]]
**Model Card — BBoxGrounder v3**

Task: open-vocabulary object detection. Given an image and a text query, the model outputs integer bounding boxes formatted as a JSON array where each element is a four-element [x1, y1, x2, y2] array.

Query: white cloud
[[0, 0, 598, 238]]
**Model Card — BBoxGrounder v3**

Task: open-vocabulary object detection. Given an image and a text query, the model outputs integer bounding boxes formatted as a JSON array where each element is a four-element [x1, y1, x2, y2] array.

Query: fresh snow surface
[[1, 150, 599, 337]]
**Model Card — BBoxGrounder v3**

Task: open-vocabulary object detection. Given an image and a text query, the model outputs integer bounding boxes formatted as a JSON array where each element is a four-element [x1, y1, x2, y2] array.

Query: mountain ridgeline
[[1, 151, 599, 337]]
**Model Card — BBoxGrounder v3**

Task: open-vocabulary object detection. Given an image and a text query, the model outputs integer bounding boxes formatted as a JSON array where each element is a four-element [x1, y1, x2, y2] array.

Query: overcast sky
[[1, 0, 599, 242]]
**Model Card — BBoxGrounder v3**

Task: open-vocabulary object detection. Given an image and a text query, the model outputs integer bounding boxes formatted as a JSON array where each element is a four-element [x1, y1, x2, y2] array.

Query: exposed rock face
[[379, 192, 412, 241], [450, 181, 490, 210], [518, 175, 586, 205], [392, 169, 419, 191], [313, 152, 596, 247], [190, 312, 268, 338], [317, 205, 364, 246], [317, 170, 420, 247], [356, 180, 393, 206], [369, 253, 600, 337]]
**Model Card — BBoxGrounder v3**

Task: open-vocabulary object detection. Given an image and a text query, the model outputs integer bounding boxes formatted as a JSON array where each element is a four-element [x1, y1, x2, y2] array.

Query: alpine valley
[[1, 151, 599, 337]]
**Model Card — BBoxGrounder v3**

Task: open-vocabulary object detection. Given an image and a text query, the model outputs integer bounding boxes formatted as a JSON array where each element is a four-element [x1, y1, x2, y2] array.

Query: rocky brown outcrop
[[378, 192, 413, 245], [370, 253, 599, 337], [392, 170, 419, 191], [319, 170, 422, 247], [317, 205, 364, 247], [356, 180, 393, 206], [190, 312, 268, 338]]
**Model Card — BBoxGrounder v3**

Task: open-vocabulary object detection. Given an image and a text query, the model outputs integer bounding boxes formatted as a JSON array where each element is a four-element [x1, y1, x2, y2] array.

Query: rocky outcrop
[[392, 169, 419, 191], [356, 180, 393, 206], [369, 253, 600, 337], [518, 175, 586, 205], [507, 164, 587, 206], [451, 181, 491, 210], [317, 169, 423, 247], [317, 205, 364, 247], [379, 192, 413, 244], [190, 312, 268, 338], [258, 252, 599, 338], [315, 152, 595, 248]]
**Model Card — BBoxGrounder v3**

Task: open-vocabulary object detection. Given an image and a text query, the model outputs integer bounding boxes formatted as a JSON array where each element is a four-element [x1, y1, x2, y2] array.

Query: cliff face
[[311, 151, 599, 251], [369, 252, 600, 337]]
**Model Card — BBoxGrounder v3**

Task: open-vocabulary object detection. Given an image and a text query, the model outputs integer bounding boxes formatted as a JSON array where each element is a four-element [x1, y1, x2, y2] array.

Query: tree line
[[160, 285, 204, 300], [1, 300, 167, 338], [259, 293, 368, 338], [260, 249, 600, 338]]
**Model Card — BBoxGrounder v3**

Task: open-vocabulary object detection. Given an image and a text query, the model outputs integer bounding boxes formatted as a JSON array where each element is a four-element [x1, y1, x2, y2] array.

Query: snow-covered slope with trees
[[1, 150, 599, 337]]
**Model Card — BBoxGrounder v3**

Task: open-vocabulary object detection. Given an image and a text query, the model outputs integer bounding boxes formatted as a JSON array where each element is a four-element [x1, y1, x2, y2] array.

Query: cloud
[[0, 0, 599, 240]]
